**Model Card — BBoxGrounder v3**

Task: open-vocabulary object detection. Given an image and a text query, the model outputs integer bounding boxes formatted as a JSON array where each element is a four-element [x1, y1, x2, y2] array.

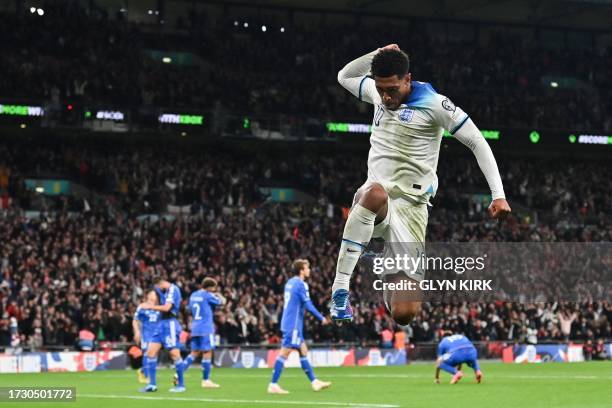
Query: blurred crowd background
[[0, 139, 610, 349], [0, 0, 610, 352]]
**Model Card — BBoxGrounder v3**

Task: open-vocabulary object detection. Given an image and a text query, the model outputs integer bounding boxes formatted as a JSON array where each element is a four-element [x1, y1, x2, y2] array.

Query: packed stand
[[0, 140, 610, 349], [1, 138, 610, 226], [1, 205, 611, 349]]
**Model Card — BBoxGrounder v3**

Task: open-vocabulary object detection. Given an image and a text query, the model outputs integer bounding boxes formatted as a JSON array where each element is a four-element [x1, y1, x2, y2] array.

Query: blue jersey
[[134, 307, 161, 342], [156, 283, 182, 318], [280, 277, 324, 333], [438, 334, 475, 356], [188, 290, 221, 336]]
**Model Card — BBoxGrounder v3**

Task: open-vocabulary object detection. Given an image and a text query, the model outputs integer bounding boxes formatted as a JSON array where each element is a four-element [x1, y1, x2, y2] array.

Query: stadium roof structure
[[178, 0, 612, 31], [17, 0, 608, 32]]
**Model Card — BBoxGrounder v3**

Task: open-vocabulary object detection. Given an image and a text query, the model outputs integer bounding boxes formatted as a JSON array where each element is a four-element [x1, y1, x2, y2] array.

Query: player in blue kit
[[180, 277, 226, 388], [138, 276, 187, 393], [268, 259, 332, 394], [434, 332, 482, 384], [132, 290, 161, 384]]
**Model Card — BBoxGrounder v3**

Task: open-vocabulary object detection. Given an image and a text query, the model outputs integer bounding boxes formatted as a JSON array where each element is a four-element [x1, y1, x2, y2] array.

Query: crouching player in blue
[[138, 276, 187, 393], [268, 259, 332, 394], [181, 277, 226, 388], [435, 332, 482, 385], [132, 290, 161, 384]]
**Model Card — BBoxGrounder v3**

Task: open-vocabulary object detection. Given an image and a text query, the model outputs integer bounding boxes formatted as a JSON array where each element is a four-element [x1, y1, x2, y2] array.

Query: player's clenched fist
[[488, 198, 511, 219]]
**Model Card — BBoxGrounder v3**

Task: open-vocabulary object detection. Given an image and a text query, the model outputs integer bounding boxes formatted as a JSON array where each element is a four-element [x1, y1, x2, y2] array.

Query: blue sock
[[300, 357, 316, 382], [147, 357, 158, 386], [142, 356, 149, 378], [439, 362, 458, 375], [175, 358, 185, 387], [202, 359, 212, 380], [183, 354, 195, 372], [469, 359, 480, 372], [271, 356, 286, 384]]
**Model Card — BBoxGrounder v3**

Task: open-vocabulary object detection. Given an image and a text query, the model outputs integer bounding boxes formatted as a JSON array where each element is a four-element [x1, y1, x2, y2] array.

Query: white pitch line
[[78, 393, 401, 408], [91, 372, 612, 381], [336, 373, 610, 381]]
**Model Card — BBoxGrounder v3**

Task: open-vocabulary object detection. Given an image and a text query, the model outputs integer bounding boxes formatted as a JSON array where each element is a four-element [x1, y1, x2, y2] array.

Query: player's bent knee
[[391, 302, 421, 325], [359, 183, 388, 213]]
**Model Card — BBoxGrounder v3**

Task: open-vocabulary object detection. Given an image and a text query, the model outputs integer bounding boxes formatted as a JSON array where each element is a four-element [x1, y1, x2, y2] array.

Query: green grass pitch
[[1, 362, 610, 408]]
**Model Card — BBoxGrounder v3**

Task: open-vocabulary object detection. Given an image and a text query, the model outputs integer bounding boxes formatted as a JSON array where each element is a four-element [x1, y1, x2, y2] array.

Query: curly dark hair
[[371, 49, 410, 78]]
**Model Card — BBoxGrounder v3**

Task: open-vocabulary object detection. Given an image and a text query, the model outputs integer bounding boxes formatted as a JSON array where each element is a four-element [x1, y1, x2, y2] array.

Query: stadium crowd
[[0, 1, 610, 352], [1, 2, 611, 131], [0, 139, 610, 349], [1, 138, 610, 226], [1, 205, 611, 349]]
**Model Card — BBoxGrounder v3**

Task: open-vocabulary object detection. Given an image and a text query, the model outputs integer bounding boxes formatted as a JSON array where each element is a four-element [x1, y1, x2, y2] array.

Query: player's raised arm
[[141, 293, 174, 312], [208, 292, 226, 306], [431, 96, 511, 218], [146, 303, 173, 312], [337, 44, 398, 104], [140, 285, 175, 312]]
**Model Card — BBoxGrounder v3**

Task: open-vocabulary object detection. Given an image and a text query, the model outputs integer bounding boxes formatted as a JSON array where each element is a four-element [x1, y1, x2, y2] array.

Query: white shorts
[[372, 196, 428, 282]]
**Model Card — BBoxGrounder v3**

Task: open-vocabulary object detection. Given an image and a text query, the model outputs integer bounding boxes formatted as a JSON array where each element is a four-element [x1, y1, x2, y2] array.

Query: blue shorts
[[140, 333, 157, 352], [150, 318, 181, 350], [442, 347, 478, 367], [281, 329, 303, 349], [191, 334, 216, 351]]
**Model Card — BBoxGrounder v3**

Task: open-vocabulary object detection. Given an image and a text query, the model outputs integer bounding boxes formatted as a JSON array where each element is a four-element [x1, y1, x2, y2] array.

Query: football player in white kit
[[330, 44, 511, 324]]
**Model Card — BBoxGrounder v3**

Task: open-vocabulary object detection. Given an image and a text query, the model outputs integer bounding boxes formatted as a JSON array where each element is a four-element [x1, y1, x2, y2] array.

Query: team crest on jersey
[[399, 108, 414, 123], [442, 98, 456, 112]]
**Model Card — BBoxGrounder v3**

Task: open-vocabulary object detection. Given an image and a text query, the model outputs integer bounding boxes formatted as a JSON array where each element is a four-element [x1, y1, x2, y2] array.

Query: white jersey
[[363, 79, 468, 201], [338, 50, 505, 202]]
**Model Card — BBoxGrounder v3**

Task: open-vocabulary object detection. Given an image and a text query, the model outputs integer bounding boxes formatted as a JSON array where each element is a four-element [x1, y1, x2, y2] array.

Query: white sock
[[332, 203, 377, 293]]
